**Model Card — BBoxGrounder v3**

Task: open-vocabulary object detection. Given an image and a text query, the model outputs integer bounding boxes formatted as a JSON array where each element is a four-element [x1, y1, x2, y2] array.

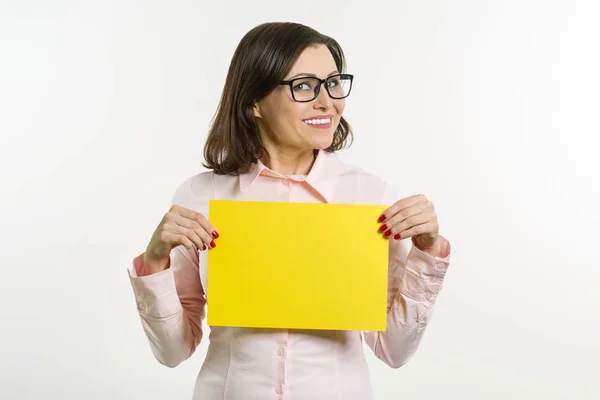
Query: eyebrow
[[287, 70, 340, 79]]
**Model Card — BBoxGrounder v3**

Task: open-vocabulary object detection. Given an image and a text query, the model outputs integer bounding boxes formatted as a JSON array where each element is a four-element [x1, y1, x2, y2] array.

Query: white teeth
[[304, 118, 331, 125]]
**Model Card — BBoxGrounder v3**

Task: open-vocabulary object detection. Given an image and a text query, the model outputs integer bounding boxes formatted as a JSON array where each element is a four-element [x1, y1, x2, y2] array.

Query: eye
[[292, 80, 314, 92], [327, 77, 340, 88]]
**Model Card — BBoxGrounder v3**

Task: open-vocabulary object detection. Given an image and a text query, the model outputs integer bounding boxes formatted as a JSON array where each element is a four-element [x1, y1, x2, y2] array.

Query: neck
[[260, 148, 316, 176]]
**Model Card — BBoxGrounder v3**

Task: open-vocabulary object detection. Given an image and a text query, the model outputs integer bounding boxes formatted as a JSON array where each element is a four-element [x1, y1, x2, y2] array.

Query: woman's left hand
[[377, 194, 440, 252]]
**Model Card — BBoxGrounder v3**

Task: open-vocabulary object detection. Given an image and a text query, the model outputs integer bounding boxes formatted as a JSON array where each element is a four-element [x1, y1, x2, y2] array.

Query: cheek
[[335, 99, 345, 116], [264, 110, 292, 132], [261, 93, 300, 128], [290, 104, 311, 127]]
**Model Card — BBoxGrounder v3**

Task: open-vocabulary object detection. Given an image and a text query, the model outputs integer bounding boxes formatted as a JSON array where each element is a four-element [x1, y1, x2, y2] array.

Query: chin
[[311, 133, 335, 150], [298, 124, 336, 149]]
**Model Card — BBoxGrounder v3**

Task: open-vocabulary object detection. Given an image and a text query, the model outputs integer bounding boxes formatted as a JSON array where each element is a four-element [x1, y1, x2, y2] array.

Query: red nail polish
[[394, 234, 401, 240], [210, 240, 216, 248], [385, 230, 392, 237], [212, 231, 219, 238], [202, 245, 207, 251], [379, 224, 387, 232], [378, 215, 386, 223]]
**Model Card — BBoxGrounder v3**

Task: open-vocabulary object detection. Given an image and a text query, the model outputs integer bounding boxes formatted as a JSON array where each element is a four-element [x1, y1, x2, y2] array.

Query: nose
[[313, 84, 332, 110]]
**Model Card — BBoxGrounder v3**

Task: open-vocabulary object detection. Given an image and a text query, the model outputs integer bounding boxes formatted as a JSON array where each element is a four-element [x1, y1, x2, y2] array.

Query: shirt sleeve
[[127, 179, 207, 368], [362, 182, 451, 368]]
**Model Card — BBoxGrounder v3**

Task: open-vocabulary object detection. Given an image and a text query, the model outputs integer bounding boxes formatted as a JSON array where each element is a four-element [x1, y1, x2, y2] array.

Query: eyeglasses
[[279, 73, 354, 103]]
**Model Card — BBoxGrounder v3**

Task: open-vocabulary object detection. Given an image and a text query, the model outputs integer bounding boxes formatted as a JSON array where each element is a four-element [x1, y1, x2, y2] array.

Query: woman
[[128, 22, 451, 400]]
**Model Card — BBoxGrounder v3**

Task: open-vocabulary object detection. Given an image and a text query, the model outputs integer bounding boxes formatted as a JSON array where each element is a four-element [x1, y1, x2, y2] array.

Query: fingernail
[[210, 241, 216, 248], [202, 245, 207, 251], [212, 231, 219, 239], [384, 230, 392, 237], [379, 224, 387, 232], [378, 215, 386, 222], [394, 234, 401, 240]]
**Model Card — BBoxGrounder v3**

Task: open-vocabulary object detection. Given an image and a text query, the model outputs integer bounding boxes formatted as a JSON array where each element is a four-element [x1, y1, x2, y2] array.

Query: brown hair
[[202, 22, 353, 175]]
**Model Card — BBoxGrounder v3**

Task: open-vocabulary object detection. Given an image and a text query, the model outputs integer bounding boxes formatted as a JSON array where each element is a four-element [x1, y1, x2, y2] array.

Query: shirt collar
[[238, 150, 345, 203]]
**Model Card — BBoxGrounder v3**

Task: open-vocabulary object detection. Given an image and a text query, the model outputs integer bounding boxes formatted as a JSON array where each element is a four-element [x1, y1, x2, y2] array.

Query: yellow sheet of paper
[[207, 200, 389, 331]]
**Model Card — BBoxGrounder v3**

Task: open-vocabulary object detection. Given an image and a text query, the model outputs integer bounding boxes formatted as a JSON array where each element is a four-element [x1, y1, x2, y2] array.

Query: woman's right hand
[[143, 205, 219, 274]]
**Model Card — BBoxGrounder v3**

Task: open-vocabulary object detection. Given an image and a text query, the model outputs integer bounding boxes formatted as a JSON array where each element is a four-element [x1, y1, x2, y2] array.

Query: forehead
[[286, 45, 338, 78]]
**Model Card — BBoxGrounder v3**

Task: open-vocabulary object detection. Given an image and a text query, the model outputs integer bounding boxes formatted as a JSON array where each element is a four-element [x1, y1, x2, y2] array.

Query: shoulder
[[328, 152, 396, 204], [332, 154, 389, 188], [340, 160, 387, 185], [170, 171, 237, 211], [171, 171, 211, 202]]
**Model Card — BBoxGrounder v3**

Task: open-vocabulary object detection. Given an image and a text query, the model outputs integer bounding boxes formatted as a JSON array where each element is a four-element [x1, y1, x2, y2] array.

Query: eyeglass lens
[[290, 76, 351, 101]]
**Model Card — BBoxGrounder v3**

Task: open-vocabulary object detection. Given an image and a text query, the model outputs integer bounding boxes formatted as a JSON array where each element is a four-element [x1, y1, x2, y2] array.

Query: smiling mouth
[[302, 117, 332, 126]]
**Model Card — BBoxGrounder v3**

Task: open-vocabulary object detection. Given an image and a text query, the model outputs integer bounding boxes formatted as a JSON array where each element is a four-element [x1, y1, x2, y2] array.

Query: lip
[[302, 114, 334, 129]]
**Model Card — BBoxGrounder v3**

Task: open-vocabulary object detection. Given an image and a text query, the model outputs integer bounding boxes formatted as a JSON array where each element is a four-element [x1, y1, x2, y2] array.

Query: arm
[[363, 184, 451, 368], [127, 176, 215, 367], [128, 245, 206, 368], [363, 235, 450, 368]]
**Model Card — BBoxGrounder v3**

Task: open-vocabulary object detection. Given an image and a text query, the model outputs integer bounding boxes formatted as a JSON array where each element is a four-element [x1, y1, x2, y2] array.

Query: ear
[[252, 101, 262, 119]]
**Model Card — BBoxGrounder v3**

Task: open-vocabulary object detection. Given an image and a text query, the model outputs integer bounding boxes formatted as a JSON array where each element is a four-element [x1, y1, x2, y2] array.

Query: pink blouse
[[128, 150, 451, 400]]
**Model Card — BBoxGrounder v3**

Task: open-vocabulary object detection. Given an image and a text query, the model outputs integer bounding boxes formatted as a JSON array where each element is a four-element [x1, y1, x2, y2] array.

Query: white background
[[1, 0, 599, 399]]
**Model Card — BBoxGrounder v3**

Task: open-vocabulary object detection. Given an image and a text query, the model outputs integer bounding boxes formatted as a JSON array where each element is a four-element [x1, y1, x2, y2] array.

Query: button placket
[[277, 178, 293, 202], [274, 333, 288, 397]]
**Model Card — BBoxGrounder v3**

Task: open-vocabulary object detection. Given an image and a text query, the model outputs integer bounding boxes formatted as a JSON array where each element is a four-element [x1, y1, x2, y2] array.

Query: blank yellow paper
[[207, 200, 389, 331]]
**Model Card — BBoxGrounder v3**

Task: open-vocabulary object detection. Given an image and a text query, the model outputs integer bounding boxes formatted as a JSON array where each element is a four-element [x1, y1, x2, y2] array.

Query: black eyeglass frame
[[279, 73, 354, 103]]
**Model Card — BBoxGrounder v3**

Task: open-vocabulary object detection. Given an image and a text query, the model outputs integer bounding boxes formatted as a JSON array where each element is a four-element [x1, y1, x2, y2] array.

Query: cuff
[[128, 254, 182, 318], [411, 235, 451, 258], [400, 240, 451, 303]]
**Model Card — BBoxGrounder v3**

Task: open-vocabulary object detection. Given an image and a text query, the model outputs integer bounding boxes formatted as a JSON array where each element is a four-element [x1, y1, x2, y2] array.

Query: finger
[[172, 216, 214, 249], [378, 194, 426, 223], [382, 213, 432, 239], [165, 223, 207, 250], [379, 202, 428, 233], [397, 221, 438, 240], [172, 205, 219, 239], [160, 230, 198, 250]]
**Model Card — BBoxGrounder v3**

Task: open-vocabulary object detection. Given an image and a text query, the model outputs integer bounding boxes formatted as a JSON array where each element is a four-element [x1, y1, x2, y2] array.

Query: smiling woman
[[203, 23, 353, 176], [128, 21, 451, 400]]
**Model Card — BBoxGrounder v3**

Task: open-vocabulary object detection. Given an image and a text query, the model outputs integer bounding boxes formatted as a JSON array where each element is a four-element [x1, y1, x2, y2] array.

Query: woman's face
[[253, 45, 346, 153]]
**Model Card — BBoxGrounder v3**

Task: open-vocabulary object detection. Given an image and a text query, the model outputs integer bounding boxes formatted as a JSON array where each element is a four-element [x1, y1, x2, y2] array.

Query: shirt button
[[282, 179, 291, 186], [425, 292, 433, 300], [275, 386, 283, 394], [277, 347, 285, 356]]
